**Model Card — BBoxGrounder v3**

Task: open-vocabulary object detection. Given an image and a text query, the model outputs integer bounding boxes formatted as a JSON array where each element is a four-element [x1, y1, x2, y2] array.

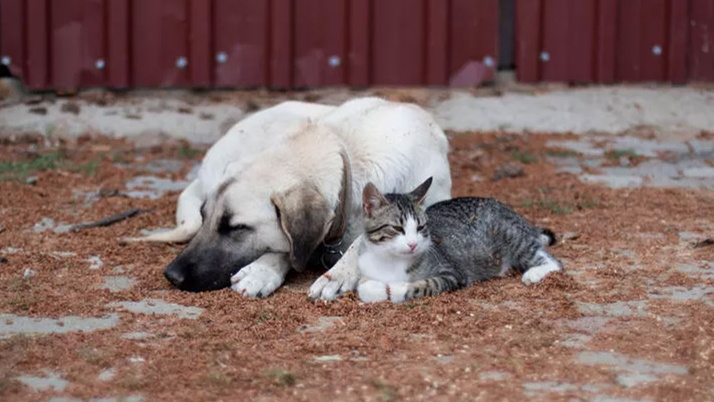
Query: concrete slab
[[16, 370, 68, 392], [123, 176, 190, 200], [576, 351, 688, 376], [0, 314, 119, 336], [108, 298, 202, 319], [100, 276, 137, 292]]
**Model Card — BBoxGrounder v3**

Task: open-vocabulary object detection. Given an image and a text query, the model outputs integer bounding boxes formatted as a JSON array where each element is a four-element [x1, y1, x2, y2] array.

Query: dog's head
[[164, 154, 349, 292]]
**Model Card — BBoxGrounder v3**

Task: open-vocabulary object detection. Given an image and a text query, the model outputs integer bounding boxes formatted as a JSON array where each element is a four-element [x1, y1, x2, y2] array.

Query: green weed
[[546, 149, 579, 157], [606, 149, 638, 160], [265, 369, 296, 387], [512, 150, 537, 164], [522, 199, 571, 215], [0, 151, 63, 181]]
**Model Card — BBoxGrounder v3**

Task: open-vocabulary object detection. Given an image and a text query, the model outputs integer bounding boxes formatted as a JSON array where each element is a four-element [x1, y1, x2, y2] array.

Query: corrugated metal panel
[[516, 0, 714, 83], [213, 0, 269, 88], [0, 0, 26, 80], [691, 0, 714, 81], [0, 0, 497, 90], [449, 0, 499, 86]]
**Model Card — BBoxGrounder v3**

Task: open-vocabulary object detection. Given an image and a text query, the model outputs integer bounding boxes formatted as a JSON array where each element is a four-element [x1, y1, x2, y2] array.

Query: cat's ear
[[362, 182, 388, 216], [409, 177, 432, 205]]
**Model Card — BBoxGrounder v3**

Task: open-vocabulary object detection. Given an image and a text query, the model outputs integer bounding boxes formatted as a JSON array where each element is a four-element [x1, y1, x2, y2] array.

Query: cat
[[356, 177, 562, 303]]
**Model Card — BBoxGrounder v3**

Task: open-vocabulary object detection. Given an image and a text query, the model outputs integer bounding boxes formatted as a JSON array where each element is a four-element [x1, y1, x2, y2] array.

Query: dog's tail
[[538, 227, 557, 247], [121, 179, 204, 244]]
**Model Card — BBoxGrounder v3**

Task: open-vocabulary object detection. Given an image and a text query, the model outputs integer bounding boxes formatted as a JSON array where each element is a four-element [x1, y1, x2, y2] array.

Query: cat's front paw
[[357, 280, 389, 303]]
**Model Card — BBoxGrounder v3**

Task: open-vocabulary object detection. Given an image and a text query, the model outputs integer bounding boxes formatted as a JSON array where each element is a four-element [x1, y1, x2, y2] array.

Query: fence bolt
[[1, 56, 10, 66], [216, 52, 228, 64], [176, 57, 188, 69], [483, 56, 495, 68], [539, 51, 550, 62], [95, 59, 105, 70], [652, 45, 662, 56], [328, 55, 341, 67]]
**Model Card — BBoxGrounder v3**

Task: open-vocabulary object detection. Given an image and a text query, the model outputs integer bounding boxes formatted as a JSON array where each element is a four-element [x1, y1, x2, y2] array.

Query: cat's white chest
[[358, 252, 411, 284]]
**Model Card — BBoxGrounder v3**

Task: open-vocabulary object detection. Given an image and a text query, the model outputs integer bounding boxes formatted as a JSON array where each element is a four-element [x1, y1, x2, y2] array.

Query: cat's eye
[[391, 225, 405, 234], [417, 225, 426, 231]]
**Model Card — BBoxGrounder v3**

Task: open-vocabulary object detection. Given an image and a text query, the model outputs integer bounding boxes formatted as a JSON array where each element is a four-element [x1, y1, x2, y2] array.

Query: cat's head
[[361, 177, 433, 258]]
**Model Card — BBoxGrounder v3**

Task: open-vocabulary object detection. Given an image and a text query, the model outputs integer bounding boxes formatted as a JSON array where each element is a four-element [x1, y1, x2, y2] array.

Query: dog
[[126, 97, 452, 297]]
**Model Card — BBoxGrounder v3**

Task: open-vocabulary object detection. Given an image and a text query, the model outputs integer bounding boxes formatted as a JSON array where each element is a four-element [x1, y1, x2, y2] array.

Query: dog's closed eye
[[219, 214, 252, 234]]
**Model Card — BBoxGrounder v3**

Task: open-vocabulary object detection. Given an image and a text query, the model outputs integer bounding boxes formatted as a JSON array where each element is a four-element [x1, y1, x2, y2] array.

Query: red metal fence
[[0, 0, 499, 90], [516, 0, 714, 83], [1, 0, 713, 91]]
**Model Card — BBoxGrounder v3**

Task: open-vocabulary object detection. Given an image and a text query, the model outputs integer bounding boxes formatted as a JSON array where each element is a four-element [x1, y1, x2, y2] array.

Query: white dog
[[127, 97, 452, 298]]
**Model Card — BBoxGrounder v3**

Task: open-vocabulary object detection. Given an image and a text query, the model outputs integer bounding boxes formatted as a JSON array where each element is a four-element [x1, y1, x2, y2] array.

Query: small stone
[[435, 355, 454, 365], [24, 95, 43, 105], [313, 355, 342, 362], [562, 232, 580, 241], [121, 332, 153, 340], [478, 371, 511, 381], [22, 268, 36, 280], [25, 176, 37, 185], [491, 162, 525, 181], [60, 102, 81, 115], [87, 256, 104, 270], [97, 368, 115, 382], [33, 217, 56, 233], [28, 106, 48, 115]]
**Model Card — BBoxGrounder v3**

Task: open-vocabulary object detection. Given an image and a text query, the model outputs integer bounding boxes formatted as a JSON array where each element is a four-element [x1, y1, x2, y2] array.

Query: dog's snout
[[164, 266, 186, 288]]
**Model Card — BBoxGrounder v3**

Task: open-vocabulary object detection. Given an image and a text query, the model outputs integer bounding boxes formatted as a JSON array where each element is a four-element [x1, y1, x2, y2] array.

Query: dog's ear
[[409, 177, 432, 205], [362, 182, 388, 217], [271, 184, 334, 271]]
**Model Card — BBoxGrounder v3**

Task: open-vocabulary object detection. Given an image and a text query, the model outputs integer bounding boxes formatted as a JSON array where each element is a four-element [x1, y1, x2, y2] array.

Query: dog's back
[[199, 101, 336, 194], [320, 97, 452, 207]]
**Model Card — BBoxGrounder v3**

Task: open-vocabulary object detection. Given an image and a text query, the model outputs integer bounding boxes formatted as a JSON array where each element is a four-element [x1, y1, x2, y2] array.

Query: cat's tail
[[537, 227, 557, 247]]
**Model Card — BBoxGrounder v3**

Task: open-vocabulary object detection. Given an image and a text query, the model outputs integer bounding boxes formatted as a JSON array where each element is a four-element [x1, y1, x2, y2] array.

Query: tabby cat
[[357, 177, 562, 303]]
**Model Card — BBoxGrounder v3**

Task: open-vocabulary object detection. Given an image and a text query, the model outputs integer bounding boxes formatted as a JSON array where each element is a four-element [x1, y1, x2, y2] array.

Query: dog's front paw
[[230, 264, 283, 298], [357, 280, 389, 303], [309, 272, 360, 301]]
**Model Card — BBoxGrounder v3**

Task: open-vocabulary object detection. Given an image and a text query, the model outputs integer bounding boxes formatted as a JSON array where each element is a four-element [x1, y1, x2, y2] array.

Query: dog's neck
[[323, 150, 351, 245]]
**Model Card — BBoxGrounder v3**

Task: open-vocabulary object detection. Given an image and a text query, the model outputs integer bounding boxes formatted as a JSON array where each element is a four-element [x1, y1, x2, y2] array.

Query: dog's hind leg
[[122, 179, 203, 243]]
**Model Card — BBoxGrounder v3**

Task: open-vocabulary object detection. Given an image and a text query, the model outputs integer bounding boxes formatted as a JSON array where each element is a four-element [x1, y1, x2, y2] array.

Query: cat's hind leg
[[521, 249, 562, 285]]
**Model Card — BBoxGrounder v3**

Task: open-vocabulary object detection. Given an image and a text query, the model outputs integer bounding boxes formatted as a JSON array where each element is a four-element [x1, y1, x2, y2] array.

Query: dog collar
[[321, 150, 351, 267]]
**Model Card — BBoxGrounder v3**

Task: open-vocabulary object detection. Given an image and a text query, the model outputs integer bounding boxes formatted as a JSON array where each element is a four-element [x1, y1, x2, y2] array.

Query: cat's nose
[[408, 243, 417, 251]]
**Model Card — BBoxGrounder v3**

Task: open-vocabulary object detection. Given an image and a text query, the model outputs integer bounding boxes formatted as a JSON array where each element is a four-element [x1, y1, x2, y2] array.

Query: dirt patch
[[1, 132, 713, 401]]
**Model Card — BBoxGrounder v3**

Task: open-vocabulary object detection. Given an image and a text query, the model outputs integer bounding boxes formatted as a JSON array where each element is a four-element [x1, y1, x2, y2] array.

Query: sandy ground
[[1, 83, 714, 144], [0, 119, 713, 401]]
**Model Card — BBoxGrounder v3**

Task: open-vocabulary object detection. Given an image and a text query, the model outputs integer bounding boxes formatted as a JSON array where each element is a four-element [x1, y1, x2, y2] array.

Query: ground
[[1, 87, 714, 401]]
